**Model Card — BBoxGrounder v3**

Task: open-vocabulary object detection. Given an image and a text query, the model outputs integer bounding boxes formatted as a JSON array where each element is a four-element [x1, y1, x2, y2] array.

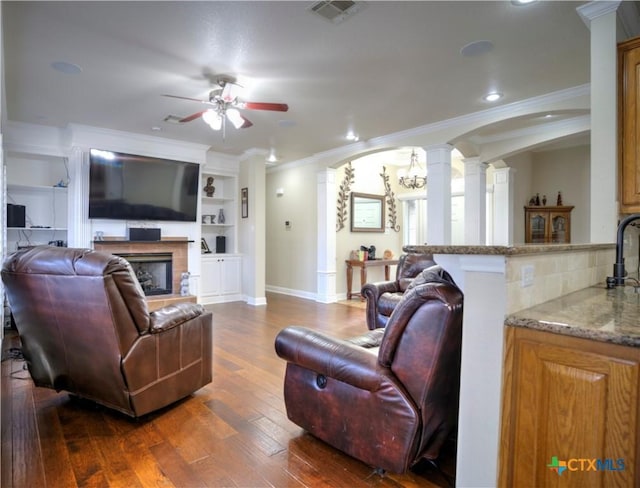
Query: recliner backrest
[[1, 246, 149, 409], [396, 253, 436, 291], [377, 272, 463, 455]]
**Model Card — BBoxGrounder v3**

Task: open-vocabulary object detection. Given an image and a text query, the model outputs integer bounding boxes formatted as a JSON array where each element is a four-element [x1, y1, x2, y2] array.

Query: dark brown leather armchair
[[275, 267, 463, 474], [362, 252, 436, 329], [1, 246, 212, 417]]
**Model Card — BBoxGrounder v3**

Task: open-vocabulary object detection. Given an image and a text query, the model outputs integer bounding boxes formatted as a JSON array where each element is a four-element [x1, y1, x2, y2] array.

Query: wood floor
[[1, 293, 455, 488]]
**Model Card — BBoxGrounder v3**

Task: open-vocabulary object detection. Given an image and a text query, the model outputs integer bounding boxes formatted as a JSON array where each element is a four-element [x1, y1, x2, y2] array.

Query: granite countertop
[[404, 243, 614, 256], [506, 284, 640, 347]]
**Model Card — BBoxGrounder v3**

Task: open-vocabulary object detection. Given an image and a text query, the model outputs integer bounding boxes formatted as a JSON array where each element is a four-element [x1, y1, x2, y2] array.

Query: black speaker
[[128, 227, 161, 241], [216, 236, 226, 254], [7, 204, 26, 228]]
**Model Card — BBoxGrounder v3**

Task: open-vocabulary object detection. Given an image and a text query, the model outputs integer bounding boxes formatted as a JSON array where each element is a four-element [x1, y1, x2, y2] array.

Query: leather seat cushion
[[378, 292, 404, 316]]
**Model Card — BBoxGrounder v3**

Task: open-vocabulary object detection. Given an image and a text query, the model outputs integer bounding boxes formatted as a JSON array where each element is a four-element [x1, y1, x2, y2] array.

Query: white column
[[67, 146, 92, 248], [317, 168, 337, 303], [578, 2, 619, 242], [463, 157, 487, 245], [492, 167, 515, 246], [425, 144, 452, 245]]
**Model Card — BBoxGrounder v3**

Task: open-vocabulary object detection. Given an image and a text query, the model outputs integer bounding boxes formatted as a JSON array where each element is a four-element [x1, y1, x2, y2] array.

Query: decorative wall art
[[336, 162, 355, 231], [380, 166, 400, 232], [241, 187, 248, 218]]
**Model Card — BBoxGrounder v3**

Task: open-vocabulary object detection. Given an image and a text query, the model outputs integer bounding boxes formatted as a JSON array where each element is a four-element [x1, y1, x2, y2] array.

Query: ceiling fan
[[162, 79, 289, 137]]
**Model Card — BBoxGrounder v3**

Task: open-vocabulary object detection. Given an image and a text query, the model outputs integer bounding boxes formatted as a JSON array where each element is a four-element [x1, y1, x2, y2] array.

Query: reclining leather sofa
[[1, 246, 213, 417], [362, 252, 436, 329], [275, 265, 463, 474]]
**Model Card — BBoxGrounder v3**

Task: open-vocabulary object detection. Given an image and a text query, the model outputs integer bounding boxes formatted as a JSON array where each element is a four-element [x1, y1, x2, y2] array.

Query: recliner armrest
[[149, 302, 206, 333], [361, 280, 400, 301], [275, 326, 383, 392]]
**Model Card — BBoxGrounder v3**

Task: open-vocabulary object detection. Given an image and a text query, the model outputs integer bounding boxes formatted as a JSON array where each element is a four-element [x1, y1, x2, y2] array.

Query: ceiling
[[0, 1, 612, 166]]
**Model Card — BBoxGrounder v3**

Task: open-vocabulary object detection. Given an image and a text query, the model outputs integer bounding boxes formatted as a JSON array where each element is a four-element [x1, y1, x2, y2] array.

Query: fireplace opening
[[119, 253, 173, 296]]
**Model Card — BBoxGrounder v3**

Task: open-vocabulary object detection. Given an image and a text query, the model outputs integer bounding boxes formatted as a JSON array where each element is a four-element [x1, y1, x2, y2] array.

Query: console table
[[345, 259, 399, 300]]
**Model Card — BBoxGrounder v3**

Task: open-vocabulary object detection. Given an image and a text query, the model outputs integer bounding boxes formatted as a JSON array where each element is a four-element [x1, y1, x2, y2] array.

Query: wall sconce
[[276, 188, 285, 197]]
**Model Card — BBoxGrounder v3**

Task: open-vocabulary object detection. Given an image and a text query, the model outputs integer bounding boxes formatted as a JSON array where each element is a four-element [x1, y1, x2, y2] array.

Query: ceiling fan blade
[[240, 102, 289, 112], [179, 111, 207, 123], [162, 94, 210, 104], [240, 116, 253, 129]]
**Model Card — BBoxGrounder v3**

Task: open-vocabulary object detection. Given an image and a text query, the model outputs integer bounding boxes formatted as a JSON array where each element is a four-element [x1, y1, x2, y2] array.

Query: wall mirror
[[350, 192, 385, 232]]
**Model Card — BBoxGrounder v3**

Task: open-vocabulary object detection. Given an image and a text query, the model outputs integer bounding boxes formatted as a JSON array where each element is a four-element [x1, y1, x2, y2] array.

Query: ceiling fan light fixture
[[226, 108, 245, 129], [202, 109, 222, 131]]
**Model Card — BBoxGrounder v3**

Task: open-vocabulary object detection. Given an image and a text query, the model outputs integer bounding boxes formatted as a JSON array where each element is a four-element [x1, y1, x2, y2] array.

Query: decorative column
[[317, 168, 337, 303], [425, 144, 453, 245], [492, 167, 515, 246], [463, 157, 487, 245], [577, 2, 619, 242], [67, 146, 92, 247]]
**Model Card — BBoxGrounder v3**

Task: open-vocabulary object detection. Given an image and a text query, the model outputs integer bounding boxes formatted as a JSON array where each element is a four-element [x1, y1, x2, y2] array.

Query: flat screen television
[[88, 149, 199, 222]]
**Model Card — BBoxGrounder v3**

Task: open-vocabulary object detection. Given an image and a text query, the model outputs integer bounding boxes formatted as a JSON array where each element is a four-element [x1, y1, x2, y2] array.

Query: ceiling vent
[[309, 1, 364, 24]]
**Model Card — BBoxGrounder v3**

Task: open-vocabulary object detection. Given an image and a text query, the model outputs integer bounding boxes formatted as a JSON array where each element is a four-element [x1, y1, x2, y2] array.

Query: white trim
[[577, 1, 621, 27]]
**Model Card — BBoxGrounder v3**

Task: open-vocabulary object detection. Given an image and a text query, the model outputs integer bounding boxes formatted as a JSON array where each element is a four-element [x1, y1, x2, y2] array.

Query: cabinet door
[[618, 37, 640, 213], [500, 328, 639, 487], [526, 212, 548, 243], [200, 258, 222, 297], [220, 256, 241, 295], [550, 212, 570, 243]]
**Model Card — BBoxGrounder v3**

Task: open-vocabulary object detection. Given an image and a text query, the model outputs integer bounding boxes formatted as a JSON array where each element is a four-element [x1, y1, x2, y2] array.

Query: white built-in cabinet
[[199, 167, 242, 304], [200, 254, 242, 303]]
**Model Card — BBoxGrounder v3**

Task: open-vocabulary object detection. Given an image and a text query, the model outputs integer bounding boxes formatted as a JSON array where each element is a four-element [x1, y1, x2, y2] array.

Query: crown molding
[[577, 1, 621, 27]]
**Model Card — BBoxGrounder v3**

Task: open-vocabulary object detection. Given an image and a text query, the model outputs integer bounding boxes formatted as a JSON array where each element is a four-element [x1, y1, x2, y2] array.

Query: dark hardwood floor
[[1, 293, 455, 487]]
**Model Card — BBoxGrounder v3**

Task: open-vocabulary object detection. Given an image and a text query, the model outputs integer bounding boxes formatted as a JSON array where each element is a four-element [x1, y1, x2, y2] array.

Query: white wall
[[505, 144, 590, 244]]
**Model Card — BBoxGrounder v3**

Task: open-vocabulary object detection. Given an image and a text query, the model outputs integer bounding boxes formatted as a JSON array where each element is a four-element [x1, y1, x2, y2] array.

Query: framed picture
[[201, 237, 212, 254], [241, 187, 249, 218]]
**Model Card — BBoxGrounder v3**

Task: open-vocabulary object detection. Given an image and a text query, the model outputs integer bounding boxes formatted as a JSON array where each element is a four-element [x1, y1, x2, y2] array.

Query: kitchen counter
[[404, 242, 614, 256], [506, 284, 640, 347]]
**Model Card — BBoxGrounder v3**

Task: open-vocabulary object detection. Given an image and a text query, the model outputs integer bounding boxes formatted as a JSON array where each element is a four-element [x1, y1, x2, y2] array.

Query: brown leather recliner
[[362, 252, 436, 329], [1, 246, 213, 417], [275, 266, 463, 474]]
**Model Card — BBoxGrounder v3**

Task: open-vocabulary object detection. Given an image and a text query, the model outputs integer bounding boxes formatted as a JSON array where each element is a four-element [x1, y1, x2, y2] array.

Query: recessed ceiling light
[[346, 130, 359, 141], [511, 0, 536, 5], [460, 40, 494, 57], [51, 61, 82, 74], [151, 126, 162, 132], [483, 92, 503, 102]]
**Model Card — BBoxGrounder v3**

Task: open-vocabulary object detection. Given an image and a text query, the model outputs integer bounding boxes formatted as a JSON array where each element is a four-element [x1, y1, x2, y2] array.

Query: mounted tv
[[88, 149, 199, 222]]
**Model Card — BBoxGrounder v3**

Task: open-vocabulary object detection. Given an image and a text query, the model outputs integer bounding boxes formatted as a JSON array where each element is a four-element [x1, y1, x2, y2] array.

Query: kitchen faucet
[[606, 213, 640, 288]]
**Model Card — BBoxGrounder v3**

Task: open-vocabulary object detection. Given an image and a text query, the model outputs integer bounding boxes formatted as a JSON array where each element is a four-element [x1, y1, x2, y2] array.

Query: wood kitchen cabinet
[[499, 327, 640, 487], [618, 36, 640, 214], [524, 205, 573, 243]]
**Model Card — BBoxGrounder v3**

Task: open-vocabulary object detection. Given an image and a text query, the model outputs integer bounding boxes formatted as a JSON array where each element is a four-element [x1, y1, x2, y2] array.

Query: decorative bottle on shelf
[[217, 208, 225, 224], [535, 193, 540, 206], [542, 195, 547, 206], [557, 191, 563, 206]]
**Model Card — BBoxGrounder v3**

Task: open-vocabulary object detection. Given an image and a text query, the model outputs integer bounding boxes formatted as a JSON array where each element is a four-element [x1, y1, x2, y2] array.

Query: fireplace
[[93, 238, 194, 311], [118, 253, 173, 296]]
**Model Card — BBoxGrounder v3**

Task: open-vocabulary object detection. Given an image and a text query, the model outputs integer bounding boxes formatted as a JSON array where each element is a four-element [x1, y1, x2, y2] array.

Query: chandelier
[[397, 150, 426, 189]]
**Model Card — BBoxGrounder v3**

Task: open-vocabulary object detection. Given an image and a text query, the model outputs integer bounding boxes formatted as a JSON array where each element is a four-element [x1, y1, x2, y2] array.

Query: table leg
[[384, 265, 391, 281], [346, 263, 354, 299], [360, 267, 367, 301]]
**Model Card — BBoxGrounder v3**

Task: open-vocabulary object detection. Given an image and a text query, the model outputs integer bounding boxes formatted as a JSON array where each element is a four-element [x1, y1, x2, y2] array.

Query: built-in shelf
[[8, 184, 68, 193], [8, 227, 67, 231]]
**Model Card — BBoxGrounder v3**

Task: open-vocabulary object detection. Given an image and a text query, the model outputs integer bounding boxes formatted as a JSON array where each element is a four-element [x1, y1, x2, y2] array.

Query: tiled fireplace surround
[[93, 237, 195, 310]]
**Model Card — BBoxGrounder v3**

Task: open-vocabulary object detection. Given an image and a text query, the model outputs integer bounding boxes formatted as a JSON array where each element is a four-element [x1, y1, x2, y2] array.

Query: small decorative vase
[[542, 195, 547, 206], [218, 208, 225, 224], [557, 191, 563, 206]]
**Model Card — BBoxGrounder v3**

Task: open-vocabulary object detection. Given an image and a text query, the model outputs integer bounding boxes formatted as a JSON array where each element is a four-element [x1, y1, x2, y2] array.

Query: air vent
[[309, 1, 364, 24]]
